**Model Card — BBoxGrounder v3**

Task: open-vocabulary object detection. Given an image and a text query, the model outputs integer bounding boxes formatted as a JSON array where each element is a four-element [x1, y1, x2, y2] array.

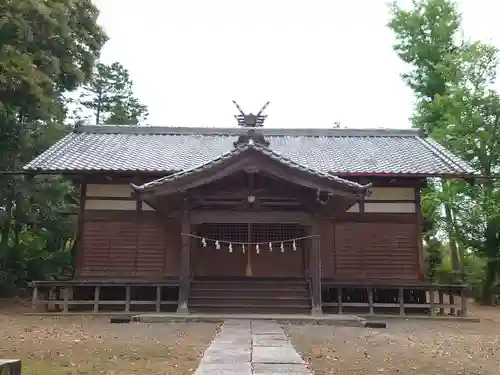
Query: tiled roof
[[131, 140, 371, 194], [23, 125, 475, 176]]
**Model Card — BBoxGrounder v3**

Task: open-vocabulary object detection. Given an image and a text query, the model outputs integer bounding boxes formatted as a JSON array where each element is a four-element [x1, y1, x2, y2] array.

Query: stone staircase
[[188, 278, 312, 314]]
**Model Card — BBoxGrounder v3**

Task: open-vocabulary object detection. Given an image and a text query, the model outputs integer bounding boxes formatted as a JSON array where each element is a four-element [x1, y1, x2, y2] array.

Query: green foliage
[[0, 0, 107, 295], [390, 0, 500, 303], [389, 0, 462, 132], [78, 61, 148, 124]]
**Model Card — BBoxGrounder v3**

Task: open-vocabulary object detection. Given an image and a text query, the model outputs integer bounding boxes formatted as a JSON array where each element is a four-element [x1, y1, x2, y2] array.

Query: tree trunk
[[482, 219, 500, 304], [0, 200, 13, 260], [444, 202, 460, 273], [441, 181, 461, 278], [13, 194, 22, 249]]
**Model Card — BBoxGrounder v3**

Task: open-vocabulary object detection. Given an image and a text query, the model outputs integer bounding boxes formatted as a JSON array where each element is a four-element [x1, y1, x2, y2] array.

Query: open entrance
[[192, 223, 307, 278]]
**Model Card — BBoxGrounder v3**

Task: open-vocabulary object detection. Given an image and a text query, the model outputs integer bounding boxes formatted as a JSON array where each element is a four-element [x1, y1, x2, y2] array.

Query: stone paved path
[[194, 320, 311, 375]]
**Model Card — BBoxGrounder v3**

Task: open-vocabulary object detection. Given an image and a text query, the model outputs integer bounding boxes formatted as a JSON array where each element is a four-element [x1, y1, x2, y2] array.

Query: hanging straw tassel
[[215, 240, 220, 250], [292, 239, 297, 251], [228, 243, 233, 253], [201, 238, 207, 247], [269, 242, 272, 252], [256, 244, 260, 254], [280, 241, 285, 252]]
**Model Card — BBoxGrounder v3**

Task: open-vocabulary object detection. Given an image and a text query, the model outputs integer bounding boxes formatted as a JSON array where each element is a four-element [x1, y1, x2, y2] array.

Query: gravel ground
[[0, 301, 219, 375], [2, 300, 499, 375], [287, 303, 500, 375]]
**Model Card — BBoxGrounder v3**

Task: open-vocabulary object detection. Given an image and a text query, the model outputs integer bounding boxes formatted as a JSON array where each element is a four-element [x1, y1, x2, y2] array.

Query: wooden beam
[[190, 210, 312, 224], [177, 198, 191, 313], [138, 150, 367, 199]]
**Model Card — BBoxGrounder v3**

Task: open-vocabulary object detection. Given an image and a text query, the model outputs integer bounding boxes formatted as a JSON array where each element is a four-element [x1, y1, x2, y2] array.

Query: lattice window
[[251, 224, 304, 243], [198, 223, 305, 246], [198, 223, 248, 243]]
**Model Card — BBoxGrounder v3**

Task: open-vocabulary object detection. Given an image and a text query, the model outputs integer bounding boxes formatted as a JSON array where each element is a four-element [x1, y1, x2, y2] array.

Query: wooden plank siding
[[77, 211, 181, 279], [333, 222, 419, 281], [76, 183, 423, 283]]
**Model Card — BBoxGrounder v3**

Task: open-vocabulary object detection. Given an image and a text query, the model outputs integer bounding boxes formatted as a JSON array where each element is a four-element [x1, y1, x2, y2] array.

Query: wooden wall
[[78, 183, 423, 282], [77, 184, 181, 279], [317, 186, 422, 282]]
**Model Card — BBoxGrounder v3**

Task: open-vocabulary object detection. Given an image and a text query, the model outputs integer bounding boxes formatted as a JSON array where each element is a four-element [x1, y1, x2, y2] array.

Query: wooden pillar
[[177, 199, 191, 313], [337, 286, 343, 314], [310, 221, 322, 316], [415, 187, 425, 280], [125, 286, 131, 312], [62, 287, 69, 313], [73, 179, 87, 278], [398, 287, 405, 316], [429, 287, 436, 316], [156, 285, 162, 313], [32, 286, 38, 309], [134, 194, 142, 277], [368, 288, 374, 315], [460, 287, 468, 317], [450, 293, 456, 316], [93, 286, 100, 313]]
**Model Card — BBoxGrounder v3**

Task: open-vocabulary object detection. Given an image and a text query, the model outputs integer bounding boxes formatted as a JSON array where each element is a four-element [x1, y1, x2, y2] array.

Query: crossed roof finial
[[233, 100, 270, 128]]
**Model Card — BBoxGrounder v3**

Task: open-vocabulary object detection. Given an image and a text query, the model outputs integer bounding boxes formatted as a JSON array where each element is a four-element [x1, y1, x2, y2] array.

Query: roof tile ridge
[[413, 135, 473, 174], [246, 141, 369, 190], [24, 133, 76, 170], [132, 146, 246, 191], [74, 125, 423, 137]]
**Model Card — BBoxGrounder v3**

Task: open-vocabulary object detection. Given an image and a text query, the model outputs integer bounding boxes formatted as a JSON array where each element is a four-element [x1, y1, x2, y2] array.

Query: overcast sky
[[91, 0, 500, 129]]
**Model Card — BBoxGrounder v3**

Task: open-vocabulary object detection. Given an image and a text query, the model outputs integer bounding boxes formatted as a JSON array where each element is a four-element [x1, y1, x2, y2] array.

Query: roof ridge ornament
[[233, 128, 270, 148], [233, 100, 270, 128], [232, 101, 271, 148]]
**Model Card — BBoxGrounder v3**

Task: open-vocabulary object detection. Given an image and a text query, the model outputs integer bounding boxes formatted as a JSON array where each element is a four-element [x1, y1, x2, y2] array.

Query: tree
[[78, 62, 148, 125], [388, 0, 465, 277], [0, 0, 107, 293], [389, 0, 500, 303], [431, 42, 500, 302]]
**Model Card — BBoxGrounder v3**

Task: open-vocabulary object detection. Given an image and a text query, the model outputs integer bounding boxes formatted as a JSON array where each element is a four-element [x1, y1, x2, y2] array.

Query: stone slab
[[253, 363, 312, 375], [209, 338, 251, 347], [252, 346, 305, 364], [252, 334, 290, 347], [218, 329, 251, 337], [251, 323, 285, 335], [132, 313, 368, 326], [194, 363, 252, 375], [202, 347, 251, 364]]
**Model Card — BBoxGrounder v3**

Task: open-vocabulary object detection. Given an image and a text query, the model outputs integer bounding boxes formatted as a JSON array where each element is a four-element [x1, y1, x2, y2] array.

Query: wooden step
[[189, 288, 310, 298], [188, 296, 311, 307], [190, 282, 309, 291]]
